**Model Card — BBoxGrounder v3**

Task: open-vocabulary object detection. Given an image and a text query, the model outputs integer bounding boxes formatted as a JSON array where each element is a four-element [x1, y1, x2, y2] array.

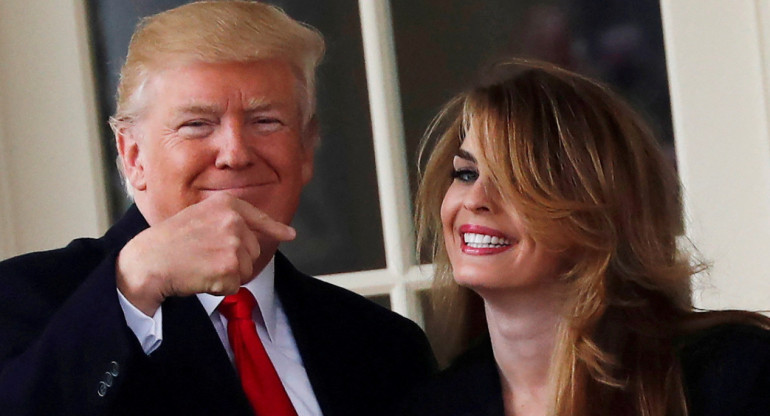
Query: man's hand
[[115, 194, 295, 316]]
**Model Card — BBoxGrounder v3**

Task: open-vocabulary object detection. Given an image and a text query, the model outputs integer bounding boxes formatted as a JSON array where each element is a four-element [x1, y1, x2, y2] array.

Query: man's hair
[[108, 1, 324, 197], [109, 0, 325, 144]]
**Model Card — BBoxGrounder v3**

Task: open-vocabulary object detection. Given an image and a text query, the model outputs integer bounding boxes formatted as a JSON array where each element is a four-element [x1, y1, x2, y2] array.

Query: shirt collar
[[197, 256, 278, 341]]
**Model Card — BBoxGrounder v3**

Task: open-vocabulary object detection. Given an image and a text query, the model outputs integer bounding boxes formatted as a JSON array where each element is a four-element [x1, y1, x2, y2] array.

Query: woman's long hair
[[415, 59, 770, 416]]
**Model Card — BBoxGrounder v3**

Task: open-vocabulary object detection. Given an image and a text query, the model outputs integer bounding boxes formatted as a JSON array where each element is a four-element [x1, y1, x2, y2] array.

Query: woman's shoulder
[[399, 336, 504, 416], [680, 323, 770, 369], [679, 323, 770, 416]]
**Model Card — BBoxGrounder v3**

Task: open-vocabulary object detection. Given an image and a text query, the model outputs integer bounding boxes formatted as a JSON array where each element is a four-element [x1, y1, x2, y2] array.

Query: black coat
[[0, 205, 437, 415], [403, 325, 770, 416]]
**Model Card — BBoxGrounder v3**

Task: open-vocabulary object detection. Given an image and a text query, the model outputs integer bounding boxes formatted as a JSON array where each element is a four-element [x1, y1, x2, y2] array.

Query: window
[[88, 0, 672, 352]]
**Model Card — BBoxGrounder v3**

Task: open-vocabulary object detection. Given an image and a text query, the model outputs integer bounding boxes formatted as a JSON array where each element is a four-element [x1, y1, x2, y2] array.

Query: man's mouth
[[202, 183, 265, 191]]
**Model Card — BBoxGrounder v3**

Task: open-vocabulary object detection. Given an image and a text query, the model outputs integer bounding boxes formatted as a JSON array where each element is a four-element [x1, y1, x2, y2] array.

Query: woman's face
[[440, 133, 566, 293]]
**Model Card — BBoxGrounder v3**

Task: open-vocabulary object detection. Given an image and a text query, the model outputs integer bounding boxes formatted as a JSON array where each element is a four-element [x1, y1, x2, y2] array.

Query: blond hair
[[109, 0, 324, 143], [416, 59, 770, 416]]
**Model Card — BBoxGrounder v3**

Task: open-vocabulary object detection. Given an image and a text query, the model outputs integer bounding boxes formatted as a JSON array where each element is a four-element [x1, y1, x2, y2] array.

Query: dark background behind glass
[[392, 0, 673, 198], [87, 0, 386, 275]]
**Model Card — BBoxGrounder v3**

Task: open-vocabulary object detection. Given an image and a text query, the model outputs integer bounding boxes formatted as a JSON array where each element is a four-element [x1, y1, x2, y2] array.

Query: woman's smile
[[459, 224, 514, 255]]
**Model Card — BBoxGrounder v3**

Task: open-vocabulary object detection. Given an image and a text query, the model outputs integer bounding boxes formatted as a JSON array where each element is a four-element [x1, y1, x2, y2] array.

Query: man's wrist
[[116, 243, 164, 317]]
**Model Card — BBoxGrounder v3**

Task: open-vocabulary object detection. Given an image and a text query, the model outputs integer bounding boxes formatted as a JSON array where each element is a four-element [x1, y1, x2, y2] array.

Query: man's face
[[121, 59, 314, 228]]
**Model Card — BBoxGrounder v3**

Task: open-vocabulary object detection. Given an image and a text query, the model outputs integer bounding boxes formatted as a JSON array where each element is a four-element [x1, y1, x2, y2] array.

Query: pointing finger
[[231, 198, 296, 242]]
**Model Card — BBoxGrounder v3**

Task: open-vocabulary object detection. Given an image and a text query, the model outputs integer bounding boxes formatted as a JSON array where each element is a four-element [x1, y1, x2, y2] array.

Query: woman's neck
[[481, 285, 563, 416]]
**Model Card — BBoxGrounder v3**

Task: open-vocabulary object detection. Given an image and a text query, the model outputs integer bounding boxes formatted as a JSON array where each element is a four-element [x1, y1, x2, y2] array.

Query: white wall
[[662, 0, 770, 311], [0, 113, 16, 257], [0, 0, 108, 259]]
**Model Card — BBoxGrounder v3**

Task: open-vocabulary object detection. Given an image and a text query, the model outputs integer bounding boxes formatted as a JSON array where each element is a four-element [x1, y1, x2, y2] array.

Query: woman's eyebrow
[[456, 149, 477, 163]]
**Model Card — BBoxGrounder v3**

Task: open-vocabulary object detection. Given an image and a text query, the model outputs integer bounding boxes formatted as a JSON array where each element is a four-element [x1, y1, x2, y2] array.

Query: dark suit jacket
[[0, 205, 437, 415], [402, 324, 770, 416]]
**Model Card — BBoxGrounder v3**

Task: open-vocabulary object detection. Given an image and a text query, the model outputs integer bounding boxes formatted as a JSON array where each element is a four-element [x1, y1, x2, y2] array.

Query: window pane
[[275, 1, 386, 275], [87, 0, 386, 275], [366, 294, 391, 310], [393, 0, 674, 197], [418, 288, 485, 367]]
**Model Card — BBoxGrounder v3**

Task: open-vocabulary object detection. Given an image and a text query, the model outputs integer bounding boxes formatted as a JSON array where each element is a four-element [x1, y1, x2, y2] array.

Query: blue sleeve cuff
[[116, 289, 163, 354]]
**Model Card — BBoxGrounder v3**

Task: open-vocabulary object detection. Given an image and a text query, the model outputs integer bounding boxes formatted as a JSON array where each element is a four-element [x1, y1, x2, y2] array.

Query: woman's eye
[[451, 168, 478, 183]]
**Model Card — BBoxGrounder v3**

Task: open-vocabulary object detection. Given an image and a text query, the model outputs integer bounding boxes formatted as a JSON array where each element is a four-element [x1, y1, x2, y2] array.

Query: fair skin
[[115, 59, 314, 316], [440, 133, 566, 416]]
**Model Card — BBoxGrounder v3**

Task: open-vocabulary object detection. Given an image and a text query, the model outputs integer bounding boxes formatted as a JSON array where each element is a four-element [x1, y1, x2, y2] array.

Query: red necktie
[[219, 288, 298, 416]]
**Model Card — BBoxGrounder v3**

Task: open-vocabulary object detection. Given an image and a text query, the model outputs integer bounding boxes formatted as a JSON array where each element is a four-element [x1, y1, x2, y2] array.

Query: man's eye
[[254, 117, 283, 126], [250, 117, 284, 133], [178, 120, 214, 138], [451, 168, 478, 182], [184, 120, 207, 127], [178, 120, 213, 129]]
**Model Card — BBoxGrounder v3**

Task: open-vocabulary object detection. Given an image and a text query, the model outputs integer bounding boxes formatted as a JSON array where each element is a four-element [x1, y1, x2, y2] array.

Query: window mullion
[[358, 0, 424, 324]]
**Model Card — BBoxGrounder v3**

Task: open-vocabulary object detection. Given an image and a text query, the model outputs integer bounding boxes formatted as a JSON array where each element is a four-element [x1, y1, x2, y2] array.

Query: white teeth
[[462, 232, 512, 248]]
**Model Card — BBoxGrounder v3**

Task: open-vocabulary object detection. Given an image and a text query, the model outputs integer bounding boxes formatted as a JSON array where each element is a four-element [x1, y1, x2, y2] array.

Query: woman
[[410, 59, 770, 416]]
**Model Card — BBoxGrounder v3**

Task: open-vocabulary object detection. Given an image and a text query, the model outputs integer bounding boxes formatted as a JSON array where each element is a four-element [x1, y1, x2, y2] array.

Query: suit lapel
[[152, 295, 253, 414], [102, 204, 149, 250], [274, 253, 346, 416]]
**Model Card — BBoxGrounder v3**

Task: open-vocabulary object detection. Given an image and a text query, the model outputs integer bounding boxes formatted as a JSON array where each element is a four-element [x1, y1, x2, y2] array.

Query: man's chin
[[202, 186, 264, 201]]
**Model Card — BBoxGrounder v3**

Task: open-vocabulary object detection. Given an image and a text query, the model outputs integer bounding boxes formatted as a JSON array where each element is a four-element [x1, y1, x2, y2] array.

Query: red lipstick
[[458, 224, 514, 255]]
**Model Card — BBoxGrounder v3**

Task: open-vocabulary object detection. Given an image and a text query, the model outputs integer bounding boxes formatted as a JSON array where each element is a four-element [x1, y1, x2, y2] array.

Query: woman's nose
[[462, 179, 495, 213]]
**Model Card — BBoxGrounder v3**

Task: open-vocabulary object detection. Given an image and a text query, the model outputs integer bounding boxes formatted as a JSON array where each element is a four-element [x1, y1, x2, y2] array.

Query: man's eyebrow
[[456, 149, 477, 163], [171, 98, 289, 119], [244, 96, 273, 112], [173, 103, 223, 116]]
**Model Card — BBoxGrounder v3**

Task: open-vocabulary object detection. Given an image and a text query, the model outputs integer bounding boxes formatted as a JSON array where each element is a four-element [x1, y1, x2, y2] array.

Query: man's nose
[[214, 124, 254, 169]]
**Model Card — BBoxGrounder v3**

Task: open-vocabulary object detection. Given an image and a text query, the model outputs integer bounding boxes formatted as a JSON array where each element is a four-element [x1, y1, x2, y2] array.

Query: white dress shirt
[[118, 257, 323, 416]]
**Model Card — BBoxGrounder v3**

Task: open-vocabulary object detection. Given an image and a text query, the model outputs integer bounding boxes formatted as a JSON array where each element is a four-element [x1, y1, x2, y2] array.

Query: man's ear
[[301, 149, 314, 185], [116, 125, 147, 192], [300, 116, 318, 185]]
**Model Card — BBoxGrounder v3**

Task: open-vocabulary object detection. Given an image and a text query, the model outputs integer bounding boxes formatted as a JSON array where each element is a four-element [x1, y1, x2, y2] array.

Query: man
[[0, 2, 436, 415]]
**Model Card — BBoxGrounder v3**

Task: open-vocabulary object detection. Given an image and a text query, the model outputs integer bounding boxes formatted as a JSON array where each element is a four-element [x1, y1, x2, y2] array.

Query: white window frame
[[312, 0, 431, 328]]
